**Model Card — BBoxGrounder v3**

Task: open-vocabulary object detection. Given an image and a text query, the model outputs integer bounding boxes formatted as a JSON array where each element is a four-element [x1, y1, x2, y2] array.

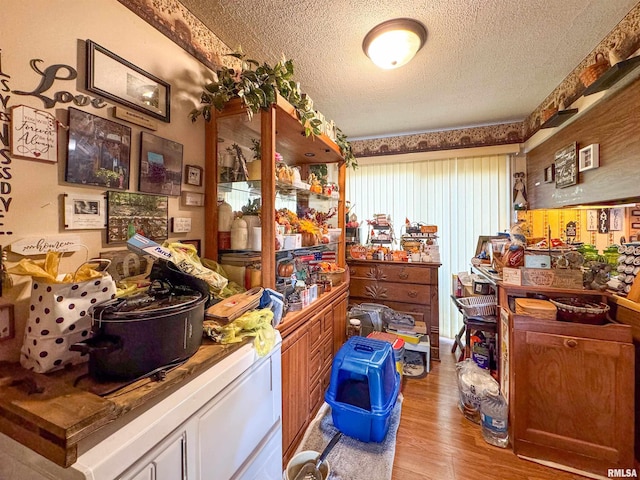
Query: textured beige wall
[[0, 0, 217, 361]]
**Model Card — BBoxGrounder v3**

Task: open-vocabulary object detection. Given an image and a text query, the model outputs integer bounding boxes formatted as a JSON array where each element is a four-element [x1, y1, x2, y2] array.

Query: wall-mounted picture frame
[[63, 192, 106, 230], [181, 191, 204, 207], [106, 191, 168, 244], [554, 142, 577, 189], [65, 107, 131, 189], [586, 209, 598, 231], [632, 223, 640, 229], [10, 105, 57, 162], [543, 164, 555, 183], [181, 239, 202, 257], [86, 40, 170, 123], [609, 207, 623, 231], [578, 143, 599, 172], [185, 164, 203, 186], [139, 132, 183, 196], [630, 209, 640, 217]]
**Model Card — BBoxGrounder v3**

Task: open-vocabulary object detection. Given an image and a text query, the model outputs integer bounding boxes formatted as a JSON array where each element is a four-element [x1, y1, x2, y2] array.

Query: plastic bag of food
[[200, 257, 246, 298], [163, 242, 228, 296], [203, 308, 276, 356], [456, 358, 500, 424]]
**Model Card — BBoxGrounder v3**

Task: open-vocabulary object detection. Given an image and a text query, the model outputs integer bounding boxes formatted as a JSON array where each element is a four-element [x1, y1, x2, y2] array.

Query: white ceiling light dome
[[362, 18, 428, 70]]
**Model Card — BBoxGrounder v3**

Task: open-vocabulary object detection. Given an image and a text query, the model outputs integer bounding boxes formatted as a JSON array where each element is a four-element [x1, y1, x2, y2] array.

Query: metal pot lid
[[91, 280, 203, 319]]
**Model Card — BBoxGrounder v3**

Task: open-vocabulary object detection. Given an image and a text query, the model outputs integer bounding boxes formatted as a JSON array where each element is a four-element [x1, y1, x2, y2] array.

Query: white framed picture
[[578, 144, 599, 172]]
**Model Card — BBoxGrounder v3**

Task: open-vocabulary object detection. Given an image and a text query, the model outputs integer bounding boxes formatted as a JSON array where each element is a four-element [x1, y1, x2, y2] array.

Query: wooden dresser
[[347, 259, 440, 360]]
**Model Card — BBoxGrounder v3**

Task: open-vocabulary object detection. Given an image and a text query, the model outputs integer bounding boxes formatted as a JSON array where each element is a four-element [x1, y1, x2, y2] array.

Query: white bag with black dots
[[20, 263, 116, 373]]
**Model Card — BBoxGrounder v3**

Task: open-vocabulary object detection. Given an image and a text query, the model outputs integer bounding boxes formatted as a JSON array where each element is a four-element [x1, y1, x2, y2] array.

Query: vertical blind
[[346, 154, 511, 339]]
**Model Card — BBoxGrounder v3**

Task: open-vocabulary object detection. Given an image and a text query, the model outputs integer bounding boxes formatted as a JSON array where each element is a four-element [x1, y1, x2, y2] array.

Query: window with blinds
[[345, 154, 511, 339]]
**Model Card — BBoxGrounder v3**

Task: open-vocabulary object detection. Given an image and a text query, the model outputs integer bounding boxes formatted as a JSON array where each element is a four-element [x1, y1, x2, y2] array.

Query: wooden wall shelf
[[539, 108, 578, 129], [583, 55, 640, 96]]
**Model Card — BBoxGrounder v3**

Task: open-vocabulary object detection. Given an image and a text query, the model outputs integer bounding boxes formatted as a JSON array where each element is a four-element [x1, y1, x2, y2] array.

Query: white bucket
[[284, 450, 330, 480]]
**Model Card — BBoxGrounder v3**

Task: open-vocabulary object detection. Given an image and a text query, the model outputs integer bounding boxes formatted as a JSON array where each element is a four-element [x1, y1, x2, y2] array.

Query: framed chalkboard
[[554, 143, 577, 188]]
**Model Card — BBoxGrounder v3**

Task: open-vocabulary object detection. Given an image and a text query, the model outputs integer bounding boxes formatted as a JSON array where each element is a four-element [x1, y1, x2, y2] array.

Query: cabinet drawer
[[309, 346, 322, 382], [349, 263, 436, 285], [309, 315, 323, 351], [350, 278, 431, 305], [322, 332, 333, 367]]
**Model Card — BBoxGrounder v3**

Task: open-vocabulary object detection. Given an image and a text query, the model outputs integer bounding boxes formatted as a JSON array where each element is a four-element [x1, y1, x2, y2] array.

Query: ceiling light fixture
[[362, 18, 427, 70]]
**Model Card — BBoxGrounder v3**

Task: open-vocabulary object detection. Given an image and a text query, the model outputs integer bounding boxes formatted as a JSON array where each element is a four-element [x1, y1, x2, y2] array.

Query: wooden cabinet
[[500, 285, 635, 477], [278, 286, 348, 467], [347, 260, 440, 360]]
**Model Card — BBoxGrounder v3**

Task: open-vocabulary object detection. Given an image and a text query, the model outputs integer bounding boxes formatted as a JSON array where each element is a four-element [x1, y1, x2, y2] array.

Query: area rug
[[294, 394, 403, 480]]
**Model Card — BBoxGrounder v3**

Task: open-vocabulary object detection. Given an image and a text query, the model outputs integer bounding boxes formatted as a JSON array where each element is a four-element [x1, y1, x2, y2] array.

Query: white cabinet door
[[119, 431, 187, 480], [197, 356, 279, 480]]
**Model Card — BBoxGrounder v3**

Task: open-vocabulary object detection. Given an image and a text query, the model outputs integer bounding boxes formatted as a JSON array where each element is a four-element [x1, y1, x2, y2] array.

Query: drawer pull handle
[[398, 272, 409, 279], [408, 290, 418, 298], [564, 339, 578, 348]]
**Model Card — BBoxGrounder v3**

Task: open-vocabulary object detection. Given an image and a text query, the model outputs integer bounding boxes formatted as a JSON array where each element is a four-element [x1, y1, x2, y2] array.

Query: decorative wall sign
[[185, 164, 203, 186], [10, 105, 57, 162], [578, 143, 599, 172], [565, 221, 577, 238], [598, 208, 609, 234], [113, 106, 158, 130], [106, 191, 168, 244], [586, 209, 598, 231], [554, 143, 577, 188], [181, 191, 204, 207], [63, 192, 106, 230], [65, 108, 131, 189], [10, 235, 83, 255], [543, 164, 555, 183], [86, 40, 171, 122], [171, 217, 192, 233], [609, 208, 623, 231], [139, 132, 183, 196]]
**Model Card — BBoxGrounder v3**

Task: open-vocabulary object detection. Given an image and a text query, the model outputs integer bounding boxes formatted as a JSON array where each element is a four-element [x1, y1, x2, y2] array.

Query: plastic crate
[[455, 295, 497, 316]]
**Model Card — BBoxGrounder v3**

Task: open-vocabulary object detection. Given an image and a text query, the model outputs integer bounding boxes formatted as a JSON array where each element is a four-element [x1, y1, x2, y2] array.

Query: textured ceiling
[[178, 0, 638, 140]]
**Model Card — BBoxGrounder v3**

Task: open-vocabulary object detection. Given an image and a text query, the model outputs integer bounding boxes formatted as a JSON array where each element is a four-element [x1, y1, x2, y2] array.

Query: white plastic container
[[230, 217, 248, 250], [480, 384, 509, 447]]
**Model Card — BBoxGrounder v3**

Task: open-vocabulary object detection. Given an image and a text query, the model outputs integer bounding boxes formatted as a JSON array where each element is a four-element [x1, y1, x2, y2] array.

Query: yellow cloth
[[204, 308, 276, 356]]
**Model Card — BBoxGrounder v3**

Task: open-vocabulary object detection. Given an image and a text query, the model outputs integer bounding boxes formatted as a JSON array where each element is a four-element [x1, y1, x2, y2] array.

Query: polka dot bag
[[20, 262, 116, 373]]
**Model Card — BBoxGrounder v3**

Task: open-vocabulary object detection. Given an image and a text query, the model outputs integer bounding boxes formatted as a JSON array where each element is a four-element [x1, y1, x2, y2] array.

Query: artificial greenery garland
[[190, 52, 357, 169]]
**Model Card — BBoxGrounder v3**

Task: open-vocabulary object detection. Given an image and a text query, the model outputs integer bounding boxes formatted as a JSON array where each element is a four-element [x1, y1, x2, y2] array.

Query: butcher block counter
[[0, 338, 249, 468]]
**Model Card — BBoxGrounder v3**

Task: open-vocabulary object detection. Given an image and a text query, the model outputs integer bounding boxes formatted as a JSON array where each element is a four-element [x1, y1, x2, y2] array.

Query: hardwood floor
[[392, 338, 590, 480]]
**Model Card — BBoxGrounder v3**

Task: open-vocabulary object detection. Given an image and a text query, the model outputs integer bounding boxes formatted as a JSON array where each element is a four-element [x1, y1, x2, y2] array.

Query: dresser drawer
[[349, 278, 432, 305], [348, 263, 436, 285]]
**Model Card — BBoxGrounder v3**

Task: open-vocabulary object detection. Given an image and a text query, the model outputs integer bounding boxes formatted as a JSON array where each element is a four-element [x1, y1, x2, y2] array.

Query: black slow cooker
[[71, 260, 214, 381]]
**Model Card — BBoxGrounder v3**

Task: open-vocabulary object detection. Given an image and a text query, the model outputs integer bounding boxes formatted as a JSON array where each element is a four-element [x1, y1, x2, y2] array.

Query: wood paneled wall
[[527, 77, 640, 209]]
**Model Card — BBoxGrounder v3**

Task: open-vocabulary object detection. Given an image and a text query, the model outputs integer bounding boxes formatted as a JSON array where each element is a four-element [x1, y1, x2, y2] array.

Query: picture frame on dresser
[[86, 40, 171, 122]]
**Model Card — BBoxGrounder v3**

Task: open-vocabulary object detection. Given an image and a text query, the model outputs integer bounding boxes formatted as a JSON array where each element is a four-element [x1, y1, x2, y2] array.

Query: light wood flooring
[[392, 338, 590, 480]]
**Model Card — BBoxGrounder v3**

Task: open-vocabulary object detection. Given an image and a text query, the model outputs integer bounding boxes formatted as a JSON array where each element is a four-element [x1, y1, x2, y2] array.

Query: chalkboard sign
[[554, 143, 577, 189]]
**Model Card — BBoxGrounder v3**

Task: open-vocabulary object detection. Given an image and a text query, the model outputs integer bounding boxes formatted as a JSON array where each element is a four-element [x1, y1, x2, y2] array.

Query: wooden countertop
[[0, 338, 248, 468]]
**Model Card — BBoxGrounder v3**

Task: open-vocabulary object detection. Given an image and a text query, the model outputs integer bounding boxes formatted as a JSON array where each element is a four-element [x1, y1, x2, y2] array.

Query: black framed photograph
[[86, 40, 170, 123], [106, 191, 168, 244], [181, 239, 202, 256], [65, 107, 131, 189], [185, 164, 203, 186], [554, 142, 577, 189], [139, 132, 183, 196], [543, 164, 555, 183]]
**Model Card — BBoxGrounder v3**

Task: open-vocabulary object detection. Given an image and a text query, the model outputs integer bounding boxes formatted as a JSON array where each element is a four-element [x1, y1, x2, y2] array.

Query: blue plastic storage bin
[[325, 336, 400, 442]]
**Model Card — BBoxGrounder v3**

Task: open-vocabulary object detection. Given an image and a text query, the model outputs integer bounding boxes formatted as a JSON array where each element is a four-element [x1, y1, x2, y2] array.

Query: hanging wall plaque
[[554, 142, 577, 189], [10, 105, 57, 162]]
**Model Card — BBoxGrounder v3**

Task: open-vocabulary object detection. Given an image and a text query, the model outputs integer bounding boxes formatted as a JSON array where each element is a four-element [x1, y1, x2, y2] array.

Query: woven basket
[[579, 52, 610, 88], [455, 295, 497, 317]]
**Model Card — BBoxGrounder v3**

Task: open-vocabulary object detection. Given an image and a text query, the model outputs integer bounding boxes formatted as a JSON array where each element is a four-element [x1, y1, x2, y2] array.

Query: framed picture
[[554, 143, 577, 188], [10, 105, 57, 162], [185, 164, 203, 186], [106, 191, 168, 244], [632, 223, 640, 229], [181, 239, 202, 257], [86, 40, 170, 123], [543, 164, 555, 183], [578, 144, 599, 172], [65, 108, 131, 189], [139, 132, 183, 196], [181, 191, 204, 207], [63, 192, 106, 230]]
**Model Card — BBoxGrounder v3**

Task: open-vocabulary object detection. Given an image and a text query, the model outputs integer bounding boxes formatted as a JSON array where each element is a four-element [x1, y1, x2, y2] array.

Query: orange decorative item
[[579, 52, 610, 88]]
